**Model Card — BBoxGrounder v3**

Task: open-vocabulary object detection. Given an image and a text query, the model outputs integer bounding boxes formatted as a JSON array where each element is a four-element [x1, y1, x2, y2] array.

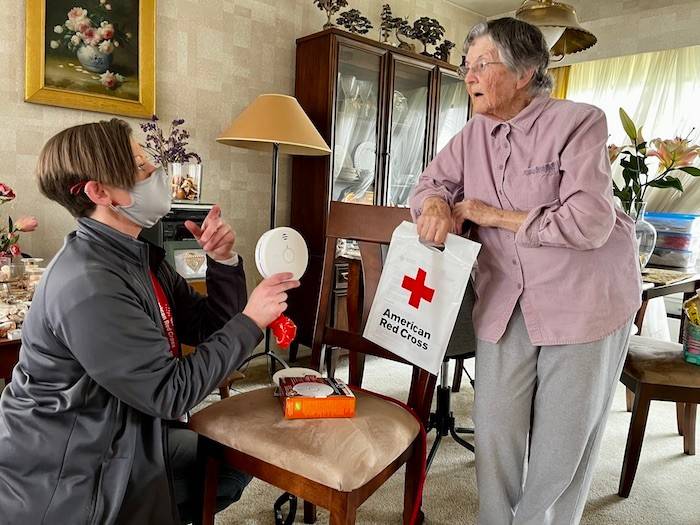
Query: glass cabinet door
[[386, 59, 431, 207], [436, 72, 469, 154], [332, 45, 382, 206]]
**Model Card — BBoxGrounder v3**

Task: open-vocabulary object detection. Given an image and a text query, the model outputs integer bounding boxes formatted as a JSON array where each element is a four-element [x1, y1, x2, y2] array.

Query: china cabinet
[[289, 28, 469, 348]]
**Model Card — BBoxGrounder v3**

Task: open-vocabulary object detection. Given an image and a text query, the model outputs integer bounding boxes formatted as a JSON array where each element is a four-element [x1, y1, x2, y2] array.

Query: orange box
[[278, 376, 356, 419]]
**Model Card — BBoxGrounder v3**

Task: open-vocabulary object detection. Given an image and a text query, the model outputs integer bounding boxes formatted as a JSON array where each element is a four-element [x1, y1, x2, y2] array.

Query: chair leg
[[288, 342, 298, 363], [303, 500, 317, 524], [619, 388, 652, 498], [403, 440, 423, 524], [329, 492, 356, 525], [218, 385, 229, 399], [677, 402, 685, 436], [625, 388, 634, 412], [194, 438, 220, 525], [451, 358, 464, 393], [683, 403, 696, 456]]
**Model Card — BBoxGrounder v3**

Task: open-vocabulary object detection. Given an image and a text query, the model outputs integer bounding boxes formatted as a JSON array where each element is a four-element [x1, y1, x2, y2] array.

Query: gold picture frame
[[25, 0, 156, 118]]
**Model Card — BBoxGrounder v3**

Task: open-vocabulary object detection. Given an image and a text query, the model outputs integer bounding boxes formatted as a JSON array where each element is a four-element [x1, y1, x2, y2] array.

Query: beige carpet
[[209, 353, 699, 525]]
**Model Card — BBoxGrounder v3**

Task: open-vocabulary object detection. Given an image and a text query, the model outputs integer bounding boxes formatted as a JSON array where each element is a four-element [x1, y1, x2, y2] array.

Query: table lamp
[[217, 94, 331, 371]]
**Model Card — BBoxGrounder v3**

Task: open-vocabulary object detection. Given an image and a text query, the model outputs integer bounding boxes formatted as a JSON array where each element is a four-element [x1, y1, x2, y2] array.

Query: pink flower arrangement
[[50, 3, 130, 57], [0, 183, 38, 258], [608, 108, 700, 215]]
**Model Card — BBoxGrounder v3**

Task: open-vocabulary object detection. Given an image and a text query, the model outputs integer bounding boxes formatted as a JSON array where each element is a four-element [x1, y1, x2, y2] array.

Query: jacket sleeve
[[48, 270, 262, 420], [166, 255, 248, 346], [409, 131, 466, 220], [515, 106, 616, 251]]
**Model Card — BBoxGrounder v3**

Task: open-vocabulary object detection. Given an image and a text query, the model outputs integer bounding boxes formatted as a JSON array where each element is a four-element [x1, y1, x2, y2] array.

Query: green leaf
[[648, 176, 684, 192], [619, 108, 637, 142], [679, 166, 700, 177], [7, 216, 11, 232]]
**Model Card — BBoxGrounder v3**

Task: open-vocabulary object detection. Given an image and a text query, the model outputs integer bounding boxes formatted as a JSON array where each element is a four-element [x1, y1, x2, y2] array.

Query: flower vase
[[76, 44, 113, 73], [626, 201, 657, 268]]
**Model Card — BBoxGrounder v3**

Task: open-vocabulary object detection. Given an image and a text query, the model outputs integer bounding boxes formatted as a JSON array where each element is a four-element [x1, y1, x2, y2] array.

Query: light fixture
[[217, 94, 330, 370], [515, 0, 596, 57]]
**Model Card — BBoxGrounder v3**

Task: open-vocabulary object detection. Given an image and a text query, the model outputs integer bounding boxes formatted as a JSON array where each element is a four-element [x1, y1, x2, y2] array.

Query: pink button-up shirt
[[410, 96, 642, 345]]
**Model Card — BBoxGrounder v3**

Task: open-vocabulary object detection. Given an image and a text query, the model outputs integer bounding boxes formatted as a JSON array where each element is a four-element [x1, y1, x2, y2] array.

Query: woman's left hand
[[184, 204, 237, 261], [452, 199, 500, 229]]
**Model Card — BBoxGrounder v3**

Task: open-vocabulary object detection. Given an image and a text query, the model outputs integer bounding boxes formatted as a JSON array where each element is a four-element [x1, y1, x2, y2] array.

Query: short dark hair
[[36, 119, 137, 217], [466, 17, 552, 95]]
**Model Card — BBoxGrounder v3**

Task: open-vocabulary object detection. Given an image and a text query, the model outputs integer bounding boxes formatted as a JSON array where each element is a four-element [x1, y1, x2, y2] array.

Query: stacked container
[[645, 212, 700, 269]]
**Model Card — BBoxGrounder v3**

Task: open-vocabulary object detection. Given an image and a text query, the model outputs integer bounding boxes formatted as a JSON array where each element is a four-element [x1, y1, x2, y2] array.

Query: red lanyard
[[149, 270, 180, 357]]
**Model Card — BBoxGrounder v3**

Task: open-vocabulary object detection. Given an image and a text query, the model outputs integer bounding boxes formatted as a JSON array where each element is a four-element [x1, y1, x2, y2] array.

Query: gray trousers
[[169, 427, 252, 524], [473, 305, 632, 525]]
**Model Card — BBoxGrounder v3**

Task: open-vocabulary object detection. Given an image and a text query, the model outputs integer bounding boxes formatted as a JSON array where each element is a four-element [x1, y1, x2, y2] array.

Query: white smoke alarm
[[255, 227, 309, 281]]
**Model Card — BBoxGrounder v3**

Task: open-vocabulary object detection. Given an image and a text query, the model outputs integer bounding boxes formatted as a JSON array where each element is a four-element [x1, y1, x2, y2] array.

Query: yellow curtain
[[549, 66, 570, 99]]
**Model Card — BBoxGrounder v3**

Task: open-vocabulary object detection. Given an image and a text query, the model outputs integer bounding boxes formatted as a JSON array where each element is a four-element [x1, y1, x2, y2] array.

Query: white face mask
[[111, 166, 171, 228]]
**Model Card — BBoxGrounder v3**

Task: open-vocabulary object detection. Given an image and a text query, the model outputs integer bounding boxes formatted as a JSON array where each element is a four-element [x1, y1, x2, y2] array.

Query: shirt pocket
[[521, 160, 561, 208]]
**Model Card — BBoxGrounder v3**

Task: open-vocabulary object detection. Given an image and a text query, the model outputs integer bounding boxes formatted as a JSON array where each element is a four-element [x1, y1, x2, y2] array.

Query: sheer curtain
[[566, 45, 700, 212]]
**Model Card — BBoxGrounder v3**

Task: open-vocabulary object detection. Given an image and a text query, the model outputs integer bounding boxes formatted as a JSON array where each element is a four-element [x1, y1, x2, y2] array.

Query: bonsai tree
[[380, 4, 394, 43], [336, 9, 373, 35], [411, 16, 445, 55], [395, 17, 415, 51], [433, 40, 455, 62], [313, 0, 348, 29]]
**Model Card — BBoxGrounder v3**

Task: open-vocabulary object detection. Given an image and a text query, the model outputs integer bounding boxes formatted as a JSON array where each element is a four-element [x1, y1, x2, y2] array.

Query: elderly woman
[[410, 17, 641, 525]]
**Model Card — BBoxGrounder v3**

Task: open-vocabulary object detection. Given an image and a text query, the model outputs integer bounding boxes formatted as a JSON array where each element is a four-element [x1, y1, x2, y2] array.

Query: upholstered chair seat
[[189, 387, 420, 492]]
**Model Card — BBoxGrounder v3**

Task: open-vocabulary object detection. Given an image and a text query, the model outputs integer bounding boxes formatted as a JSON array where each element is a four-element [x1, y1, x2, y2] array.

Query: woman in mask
[[0, 119, 299, 524]]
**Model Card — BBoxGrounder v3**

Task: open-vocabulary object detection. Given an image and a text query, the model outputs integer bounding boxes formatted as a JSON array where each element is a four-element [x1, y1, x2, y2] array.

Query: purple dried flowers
[[139, 115, 202, 165]]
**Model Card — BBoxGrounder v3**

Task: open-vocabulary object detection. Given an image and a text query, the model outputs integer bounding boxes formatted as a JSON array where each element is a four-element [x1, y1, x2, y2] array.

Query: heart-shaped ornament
[[184, 252, 205, 272]]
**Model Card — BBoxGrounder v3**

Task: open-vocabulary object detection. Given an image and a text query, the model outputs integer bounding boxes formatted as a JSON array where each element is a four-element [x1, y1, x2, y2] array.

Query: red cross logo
[[401, 268, 435, 309]]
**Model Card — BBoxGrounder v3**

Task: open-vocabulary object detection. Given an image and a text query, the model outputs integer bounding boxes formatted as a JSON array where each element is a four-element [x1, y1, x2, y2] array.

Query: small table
[[0, 337, 20, 386]]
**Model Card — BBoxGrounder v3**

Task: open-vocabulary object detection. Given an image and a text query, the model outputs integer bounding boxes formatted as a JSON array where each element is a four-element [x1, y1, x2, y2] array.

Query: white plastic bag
[[363, 221, 481, 375]]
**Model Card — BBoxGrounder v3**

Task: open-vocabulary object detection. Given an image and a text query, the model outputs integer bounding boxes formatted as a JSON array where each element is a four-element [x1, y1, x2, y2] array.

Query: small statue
[[433, 40, 455, 62], [313, 0, 349, 30], [336, 9, 373, 35]]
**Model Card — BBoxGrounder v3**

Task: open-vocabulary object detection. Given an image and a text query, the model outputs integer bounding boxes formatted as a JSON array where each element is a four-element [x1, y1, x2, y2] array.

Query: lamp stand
[[237, 143, 290, 377]]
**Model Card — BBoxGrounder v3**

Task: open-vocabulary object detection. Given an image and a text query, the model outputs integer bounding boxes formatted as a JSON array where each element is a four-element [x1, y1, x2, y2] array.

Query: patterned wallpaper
[[1, 0, 481, 282]]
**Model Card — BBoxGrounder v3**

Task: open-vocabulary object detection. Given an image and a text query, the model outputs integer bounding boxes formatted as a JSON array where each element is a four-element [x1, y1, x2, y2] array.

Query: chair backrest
[[311, 201, 437, 421]]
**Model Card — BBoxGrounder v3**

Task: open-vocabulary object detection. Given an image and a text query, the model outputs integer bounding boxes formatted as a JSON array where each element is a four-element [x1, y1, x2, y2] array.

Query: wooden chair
[[189, 202, 437, 525], [618, 335, 700, 497]]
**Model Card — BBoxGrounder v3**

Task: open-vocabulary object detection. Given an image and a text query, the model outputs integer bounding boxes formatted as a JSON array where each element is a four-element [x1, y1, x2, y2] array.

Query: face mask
[[111, 166, 171, 228]]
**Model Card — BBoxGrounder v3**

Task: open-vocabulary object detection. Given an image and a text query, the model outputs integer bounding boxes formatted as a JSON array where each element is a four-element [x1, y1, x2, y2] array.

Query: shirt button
[[517, 283, 523, 290], [497, 164, 504, 169], [512, 259, 518, 265]]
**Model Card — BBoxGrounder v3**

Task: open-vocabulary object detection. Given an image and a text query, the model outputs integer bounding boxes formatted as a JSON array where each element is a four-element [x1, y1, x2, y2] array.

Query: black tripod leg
[[426, 433, 443, 472]]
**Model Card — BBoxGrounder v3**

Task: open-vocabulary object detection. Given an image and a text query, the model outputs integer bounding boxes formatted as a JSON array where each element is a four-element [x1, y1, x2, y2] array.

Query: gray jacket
[[0, 218, 262, 524]]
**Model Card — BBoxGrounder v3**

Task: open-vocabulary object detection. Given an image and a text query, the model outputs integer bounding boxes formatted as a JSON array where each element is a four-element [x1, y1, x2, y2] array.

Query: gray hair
[[466, 17, 552, 96]]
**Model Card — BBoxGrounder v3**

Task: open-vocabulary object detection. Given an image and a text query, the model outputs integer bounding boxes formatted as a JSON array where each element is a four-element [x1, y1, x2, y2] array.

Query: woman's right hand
[[243, 273, 300, 330], [416, 197, 452, 245]]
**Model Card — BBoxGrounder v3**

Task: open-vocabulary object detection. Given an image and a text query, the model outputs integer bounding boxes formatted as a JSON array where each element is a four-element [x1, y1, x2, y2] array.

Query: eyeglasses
[[457, 57, 503, 79]]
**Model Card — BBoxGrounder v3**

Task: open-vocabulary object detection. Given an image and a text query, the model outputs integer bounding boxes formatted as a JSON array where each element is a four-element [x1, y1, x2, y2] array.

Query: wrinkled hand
[[452, 199, 499, 229], [416, 197, 453, 245], [184, 204, 236, 261], [243, 273, 300, 330]]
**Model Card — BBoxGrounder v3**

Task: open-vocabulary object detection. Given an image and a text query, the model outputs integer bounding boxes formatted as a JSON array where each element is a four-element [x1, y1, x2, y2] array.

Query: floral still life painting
[[25, 0, 155, 118]]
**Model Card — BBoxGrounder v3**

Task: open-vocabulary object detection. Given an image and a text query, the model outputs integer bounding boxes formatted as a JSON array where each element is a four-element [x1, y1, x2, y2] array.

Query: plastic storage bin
[[646, 212, 700, 268], [645, 212, 700, 234]]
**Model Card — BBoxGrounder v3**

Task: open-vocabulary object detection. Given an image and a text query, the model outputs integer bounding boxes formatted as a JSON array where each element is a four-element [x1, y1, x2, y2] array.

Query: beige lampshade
[[516, 0, 596, 56], [217, 94, 331, 156]]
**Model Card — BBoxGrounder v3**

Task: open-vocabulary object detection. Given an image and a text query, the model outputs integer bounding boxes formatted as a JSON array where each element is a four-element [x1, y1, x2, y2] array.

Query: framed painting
[[25, 0, 155, 118]]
